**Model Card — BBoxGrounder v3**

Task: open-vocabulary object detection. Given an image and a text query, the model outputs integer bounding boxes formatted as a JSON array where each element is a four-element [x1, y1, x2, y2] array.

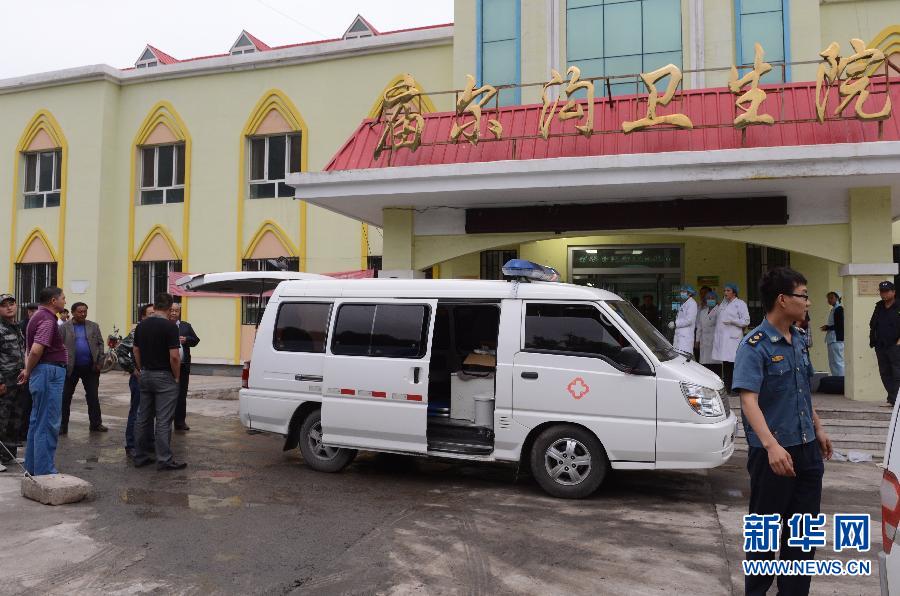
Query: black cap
[[881, 281, 896, 292]]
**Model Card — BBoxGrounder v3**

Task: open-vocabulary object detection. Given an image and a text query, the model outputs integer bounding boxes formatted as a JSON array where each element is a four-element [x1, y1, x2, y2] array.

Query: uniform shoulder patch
[[747, 332, 764, 346]]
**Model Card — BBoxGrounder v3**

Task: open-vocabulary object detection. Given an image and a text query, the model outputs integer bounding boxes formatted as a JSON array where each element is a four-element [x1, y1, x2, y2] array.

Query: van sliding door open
[[321, 300, 437, 453]]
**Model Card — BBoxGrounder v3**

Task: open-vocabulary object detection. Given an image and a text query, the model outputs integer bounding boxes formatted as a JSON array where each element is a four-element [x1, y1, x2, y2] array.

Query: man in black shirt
[[870, 281, 900, 405], [132, 293, 186, 470]]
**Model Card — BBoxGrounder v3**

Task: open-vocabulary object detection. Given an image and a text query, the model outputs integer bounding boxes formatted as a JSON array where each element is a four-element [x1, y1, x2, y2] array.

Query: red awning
[[325, 80, 900, 172]]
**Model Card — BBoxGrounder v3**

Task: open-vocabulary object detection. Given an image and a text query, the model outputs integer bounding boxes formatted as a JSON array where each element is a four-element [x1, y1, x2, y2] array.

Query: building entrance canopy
[[290, 80, 900, 233]]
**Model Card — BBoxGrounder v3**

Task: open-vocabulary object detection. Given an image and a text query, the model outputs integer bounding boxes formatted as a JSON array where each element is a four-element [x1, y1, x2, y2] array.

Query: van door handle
[[413, 367, 420, 383], [521, 372, 539, 380], [296, 374, 323, 382]]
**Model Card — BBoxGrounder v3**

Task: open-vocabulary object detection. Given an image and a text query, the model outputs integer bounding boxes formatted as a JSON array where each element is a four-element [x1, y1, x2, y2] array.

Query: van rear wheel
[[298, 410, 357, 473], [530, 425, 608, 499]]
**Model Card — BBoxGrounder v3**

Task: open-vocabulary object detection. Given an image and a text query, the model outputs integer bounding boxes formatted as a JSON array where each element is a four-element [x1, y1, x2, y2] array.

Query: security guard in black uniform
[[734, 268, 833, 596]]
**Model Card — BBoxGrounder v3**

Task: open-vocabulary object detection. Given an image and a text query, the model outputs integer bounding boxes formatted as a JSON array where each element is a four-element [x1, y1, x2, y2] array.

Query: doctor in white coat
[[712, 282, 751, 392], [669, 285, 698, 353], [696, 290, 720, 371]]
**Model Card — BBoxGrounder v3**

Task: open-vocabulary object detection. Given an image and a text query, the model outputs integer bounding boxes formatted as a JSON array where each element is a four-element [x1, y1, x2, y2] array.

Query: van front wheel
[[530, 425, 608, 499], [298, 410, 357, 473]]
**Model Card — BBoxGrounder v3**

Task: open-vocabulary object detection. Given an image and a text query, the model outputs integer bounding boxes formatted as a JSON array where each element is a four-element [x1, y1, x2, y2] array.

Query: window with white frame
[[140, 144, 185, 205], [248, 133, 301, 199], [135, 48, 159, 68], [132, 260, 181, 322], [230, 33, 257, 55], [23, 150, 62, 209], [14, 262, 57, 320]]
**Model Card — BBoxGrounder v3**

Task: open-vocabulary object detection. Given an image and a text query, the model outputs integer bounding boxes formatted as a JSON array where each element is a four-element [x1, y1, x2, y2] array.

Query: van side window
[[273, 303, 332, 353], [524, 303, 637, 369], [332, 303, 430, 359]]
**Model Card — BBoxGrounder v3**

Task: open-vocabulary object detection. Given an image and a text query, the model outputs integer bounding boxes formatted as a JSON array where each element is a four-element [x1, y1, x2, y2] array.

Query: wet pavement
[[0, 374, 883, 595]]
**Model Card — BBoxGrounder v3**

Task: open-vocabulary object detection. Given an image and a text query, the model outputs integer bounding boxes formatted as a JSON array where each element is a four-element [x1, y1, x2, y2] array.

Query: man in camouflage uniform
[[0, 293, 27, 471]]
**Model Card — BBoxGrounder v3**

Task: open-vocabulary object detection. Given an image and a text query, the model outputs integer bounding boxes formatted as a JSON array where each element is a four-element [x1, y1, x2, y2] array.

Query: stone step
[[734, 419, 889, 436], [733, 432, 886, 452], [730, 406, 893, 423], [732, 442, 884, 460]]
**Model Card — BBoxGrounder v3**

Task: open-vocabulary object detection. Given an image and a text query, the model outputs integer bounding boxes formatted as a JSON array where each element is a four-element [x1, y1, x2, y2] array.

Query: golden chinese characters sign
[[372, 41, 894, 160], [816, 38, 892, 123], [539, 66, 595, 139], [622, 64, 693, 133], [450, 74, 502, 145], [729, 43, 775, 128], [374, 74, 425, 160]]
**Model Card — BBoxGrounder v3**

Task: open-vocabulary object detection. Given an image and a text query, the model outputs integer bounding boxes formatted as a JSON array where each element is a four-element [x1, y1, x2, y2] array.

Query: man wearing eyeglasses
[[870, 280, 900, 406], [733, 267, 833, 596]]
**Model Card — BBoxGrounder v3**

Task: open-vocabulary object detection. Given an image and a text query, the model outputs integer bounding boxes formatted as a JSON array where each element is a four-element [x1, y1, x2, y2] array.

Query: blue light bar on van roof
[[502, 259, 560, 282]]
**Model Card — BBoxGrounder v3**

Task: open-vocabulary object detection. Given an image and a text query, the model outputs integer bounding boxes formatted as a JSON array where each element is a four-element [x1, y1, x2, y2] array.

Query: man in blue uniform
[[734, 267, 833, 596]]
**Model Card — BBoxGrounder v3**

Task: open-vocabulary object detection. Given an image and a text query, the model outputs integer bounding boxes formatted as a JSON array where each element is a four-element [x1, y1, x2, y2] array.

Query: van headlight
[[680, 382, 724, 417]]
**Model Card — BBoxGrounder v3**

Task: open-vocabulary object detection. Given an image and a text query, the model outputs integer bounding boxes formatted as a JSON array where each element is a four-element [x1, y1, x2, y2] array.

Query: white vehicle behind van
[[181, 261, 736, 499]]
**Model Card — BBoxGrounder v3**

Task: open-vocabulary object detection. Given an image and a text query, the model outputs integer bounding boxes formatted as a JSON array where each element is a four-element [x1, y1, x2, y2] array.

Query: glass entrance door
[[568, 245, 683, 340], [570, 274, 681, 336]]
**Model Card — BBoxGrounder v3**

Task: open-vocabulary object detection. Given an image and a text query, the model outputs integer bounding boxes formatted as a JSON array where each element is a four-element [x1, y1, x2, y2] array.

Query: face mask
[[679, 292, 688, 300], [707, 300, 717, 308]]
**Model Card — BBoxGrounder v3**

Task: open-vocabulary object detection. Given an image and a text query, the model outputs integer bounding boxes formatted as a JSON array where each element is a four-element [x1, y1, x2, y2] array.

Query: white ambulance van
[[180, 261, 736, 499]]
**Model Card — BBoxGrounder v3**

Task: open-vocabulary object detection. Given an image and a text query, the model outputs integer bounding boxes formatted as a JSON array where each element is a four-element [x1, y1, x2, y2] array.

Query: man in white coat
[[696, 290, 720, 372], [669, 285, 698, 354], [713, 282, 751, 393]]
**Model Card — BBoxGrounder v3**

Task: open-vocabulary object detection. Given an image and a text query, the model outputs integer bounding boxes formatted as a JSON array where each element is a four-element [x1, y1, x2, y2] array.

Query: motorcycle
[[100, 326, 122, 373]]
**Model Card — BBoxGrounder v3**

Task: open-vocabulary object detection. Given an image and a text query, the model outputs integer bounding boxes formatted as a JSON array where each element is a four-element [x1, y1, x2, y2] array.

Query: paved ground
[[0, 374, 884, 595]]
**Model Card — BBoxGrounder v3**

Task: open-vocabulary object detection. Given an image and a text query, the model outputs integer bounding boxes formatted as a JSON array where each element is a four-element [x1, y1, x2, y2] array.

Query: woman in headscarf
[[713, 282, 751, 393]]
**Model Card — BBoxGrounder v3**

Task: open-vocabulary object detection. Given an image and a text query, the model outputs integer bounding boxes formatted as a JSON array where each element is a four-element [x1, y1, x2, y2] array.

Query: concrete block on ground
[[21, 474, 92, 505]]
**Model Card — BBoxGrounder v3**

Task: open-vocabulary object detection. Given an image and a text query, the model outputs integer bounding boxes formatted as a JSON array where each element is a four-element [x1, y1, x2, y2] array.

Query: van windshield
[[604, 300, 680, 362]]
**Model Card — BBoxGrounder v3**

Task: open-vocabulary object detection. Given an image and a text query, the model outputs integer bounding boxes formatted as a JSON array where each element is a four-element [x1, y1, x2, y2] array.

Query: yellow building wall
[[0, 43, 453, 365], [438, 251, 482, 279], [0, 81, 120, 334], [521, 0, 549, 105], [453, 0, 478, 89], [820, 1, 900, 50]]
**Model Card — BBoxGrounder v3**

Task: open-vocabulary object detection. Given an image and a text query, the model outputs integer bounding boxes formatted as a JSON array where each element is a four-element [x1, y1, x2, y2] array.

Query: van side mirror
[[618, 347, 651, 375]]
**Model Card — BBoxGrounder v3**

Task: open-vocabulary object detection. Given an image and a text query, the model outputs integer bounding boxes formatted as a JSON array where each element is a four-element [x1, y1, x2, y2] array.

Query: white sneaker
[[15, 458, 24, 464], [0, 463, 7, 472]]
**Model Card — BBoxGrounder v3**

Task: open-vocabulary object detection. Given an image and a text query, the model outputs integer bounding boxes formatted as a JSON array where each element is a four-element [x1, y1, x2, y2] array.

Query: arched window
[[241, 222, 299, 324], [14, 230, 58, 319], [133, 226, 182, 321], [242, 90, 307, 200]]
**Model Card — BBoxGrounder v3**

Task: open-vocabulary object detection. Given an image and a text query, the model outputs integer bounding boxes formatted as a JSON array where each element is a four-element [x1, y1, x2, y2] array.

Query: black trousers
[[745, 442, 824, 596], [876, 345, 900, 404], [62, 365, 102, 430], [722, 361, 735, 392], [175, 363, 190, 426]]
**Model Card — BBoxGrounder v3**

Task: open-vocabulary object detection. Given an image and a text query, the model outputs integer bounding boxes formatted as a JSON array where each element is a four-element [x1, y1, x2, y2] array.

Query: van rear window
[[332, 303, 429, 359], [273, 302, 332, 353]]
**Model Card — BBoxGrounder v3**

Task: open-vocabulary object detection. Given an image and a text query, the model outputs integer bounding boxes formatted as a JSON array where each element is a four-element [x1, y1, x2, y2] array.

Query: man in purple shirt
[[17, 286, 67, 476]]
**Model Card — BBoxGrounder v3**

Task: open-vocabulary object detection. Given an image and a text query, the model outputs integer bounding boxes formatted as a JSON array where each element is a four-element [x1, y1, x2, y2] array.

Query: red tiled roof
[[325, 80, 900, 171], [127, 22, 452, 70], [146, 45, 179, 65]]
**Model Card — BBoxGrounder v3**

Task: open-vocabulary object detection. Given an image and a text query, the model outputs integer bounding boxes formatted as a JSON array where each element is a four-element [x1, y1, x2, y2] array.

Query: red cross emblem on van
[[567, 377, 589, 400]]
